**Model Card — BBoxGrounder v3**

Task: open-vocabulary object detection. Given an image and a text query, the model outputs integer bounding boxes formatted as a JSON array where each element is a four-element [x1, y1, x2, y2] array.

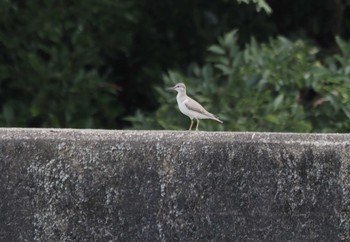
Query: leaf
[[214, 64, 231, 75], [202, 65, 214, 81], [237, 0, 272, 14], [265, 114, 279, 125], [273, 94, 284, 110], [27, 53, 45, 74], [335, 36, 349, 55], [255, 0, 272, 14], [2, 104, 14, 123], [224, 30, 238, 47], [30, 105, 41, 117], [207, 45, 225, 55], [342, 107, 350, 119]]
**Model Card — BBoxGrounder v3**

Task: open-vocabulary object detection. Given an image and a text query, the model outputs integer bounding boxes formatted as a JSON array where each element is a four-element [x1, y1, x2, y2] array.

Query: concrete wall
[[0, 128, 349, 241]]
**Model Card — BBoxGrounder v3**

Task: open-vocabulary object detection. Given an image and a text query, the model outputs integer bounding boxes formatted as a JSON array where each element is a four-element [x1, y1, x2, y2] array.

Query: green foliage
[[237, 0, 272, 14], [128, 31, 350, 132], [0, 0, 274, 128], [0, 0, 349, 130], [123, 0, 274, 114], [0, 0, 137, 128]]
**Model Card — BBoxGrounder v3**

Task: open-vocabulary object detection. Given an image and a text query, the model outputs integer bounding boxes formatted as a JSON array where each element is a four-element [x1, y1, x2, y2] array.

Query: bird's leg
[[189, 119, 194, 130], [195, 119, 199, 131]]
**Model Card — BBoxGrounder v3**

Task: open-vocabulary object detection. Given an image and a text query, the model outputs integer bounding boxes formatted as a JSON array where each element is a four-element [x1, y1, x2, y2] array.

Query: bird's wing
[[185, 97, 223, 123], [185, 97, 212, 116]]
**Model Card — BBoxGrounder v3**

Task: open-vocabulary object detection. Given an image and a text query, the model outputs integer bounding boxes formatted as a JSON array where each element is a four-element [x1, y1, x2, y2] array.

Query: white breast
[[176, 95, 210, 120], [177, 96, 193, 118]]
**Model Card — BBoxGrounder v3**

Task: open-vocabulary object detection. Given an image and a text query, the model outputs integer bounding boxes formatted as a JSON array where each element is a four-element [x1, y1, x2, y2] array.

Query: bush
[[0, 0, 137, 128], [127, 30, 350, 132]]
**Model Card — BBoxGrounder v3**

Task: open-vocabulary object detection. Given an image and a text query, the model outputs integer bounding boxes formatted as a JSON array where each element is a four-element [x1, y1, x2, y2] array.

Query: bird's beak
[[166, 86, 176, 91]]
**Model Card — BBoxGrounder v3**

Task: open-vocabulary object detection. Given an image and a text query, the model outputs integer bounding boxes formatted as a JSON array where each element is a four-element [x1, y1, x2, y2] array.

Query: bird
[[168, 83, 223, 130]]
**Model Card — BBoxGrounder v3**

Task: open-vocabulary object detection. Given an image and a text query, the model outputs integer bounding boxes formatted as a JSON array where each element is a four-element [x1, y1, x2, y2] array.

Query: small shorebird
[[168, 83, 223, 130]]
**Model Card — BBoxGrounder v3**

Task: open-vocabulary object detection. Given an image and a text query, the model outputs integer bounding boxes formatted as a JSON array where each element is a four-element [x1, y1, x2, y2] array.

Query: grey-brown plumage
[[168, 83, 223, 130]]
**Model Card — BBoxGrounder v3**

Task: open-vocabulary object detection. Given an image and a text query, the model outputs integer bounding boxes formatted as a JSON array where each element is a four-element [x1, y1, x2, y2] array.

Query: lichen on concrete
[[0, 128, 349, 241]]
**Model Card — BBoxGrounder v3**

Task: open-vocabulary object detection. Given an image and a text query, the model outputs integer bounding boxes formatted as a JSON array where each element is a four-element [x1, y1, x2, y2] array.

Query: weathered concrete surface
[[0, 128, 350, 241]]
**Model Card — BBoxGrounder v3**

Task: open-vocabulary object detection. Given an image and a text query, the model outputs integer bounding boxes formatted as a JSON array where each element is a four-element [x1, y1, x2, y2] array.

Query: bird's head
[[167, 83, 186, 94]]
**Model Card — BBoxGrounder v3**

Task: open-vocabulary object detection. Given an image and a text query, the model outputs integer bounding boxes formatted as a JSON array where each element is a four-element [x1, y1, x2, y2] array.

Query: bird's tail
[[211, 115, 223, 123]]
